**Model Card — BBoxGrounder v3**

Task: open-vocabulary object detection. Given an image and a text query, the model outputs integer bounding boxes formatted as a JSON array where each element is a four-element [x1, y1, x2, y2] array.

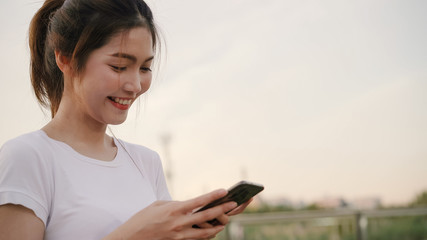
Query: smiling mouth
[[108, 96, 132, 105]]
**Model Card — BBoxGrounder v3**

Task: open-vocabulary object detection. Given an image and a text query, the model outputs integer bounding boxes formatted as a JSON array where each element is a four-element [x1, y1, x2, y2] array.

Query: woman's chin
[[106, 114, 128, 126], [109, 118, 127, 125]]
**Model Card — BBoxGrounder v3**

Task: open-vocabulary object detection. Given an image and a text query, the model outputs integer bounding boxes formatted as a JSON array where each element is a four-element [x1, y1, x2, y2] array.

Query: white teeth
[[112, 97, 131, 105]]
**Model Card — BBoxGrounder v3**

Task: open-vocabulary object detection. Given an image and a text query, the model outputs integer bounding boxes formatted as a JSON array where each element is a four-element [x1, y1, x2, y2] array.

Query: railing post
[[356, 212, 362, 240], [356, 211, 368, 240]]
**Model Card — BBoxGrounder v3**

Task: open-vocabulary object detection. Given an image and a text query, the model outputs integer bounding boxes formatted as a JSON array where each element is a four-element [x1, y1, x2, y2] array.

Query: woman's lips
[[108, 96, 132, 110]]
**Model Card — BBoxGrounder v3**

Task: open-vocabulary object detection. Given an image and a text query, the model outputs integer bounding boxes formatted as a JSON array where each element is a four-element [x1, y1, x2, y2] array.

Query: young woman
[[0, 0, 251, 239]]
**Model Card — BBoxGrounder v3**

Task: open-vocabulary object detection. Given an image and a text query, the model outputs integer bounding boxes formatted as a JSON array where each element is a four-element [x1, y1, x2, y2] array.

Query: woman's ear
[[54, 50, 72, 75]]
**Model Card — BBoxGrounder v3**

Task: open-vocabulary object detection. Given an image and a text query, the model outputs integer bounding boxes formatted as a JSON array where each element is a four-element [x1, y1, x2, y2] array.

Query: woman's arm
[[0, 204, 45, 240]]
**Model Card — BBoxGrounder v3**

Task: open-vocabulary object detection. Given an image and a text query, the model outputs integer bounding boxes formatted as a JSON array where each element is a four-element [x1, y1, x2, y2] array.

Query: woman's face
[[71, 27, 154, 125]]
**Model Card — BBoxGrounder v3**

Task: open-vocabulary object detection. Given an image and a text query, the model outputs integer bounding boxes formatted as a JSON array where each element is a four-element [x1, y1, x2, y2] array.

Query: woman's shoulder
[[115, 138, 162, 165], [2, 130, 49, 148], [1, 130, 55, 162], [115, 138, 170, 199]]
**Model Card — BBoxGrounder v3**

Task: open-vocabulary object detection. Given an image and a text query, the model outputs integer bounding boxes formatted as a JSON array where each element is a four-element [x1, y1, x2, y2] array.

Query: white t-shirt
[[0, 130, 171, 239]]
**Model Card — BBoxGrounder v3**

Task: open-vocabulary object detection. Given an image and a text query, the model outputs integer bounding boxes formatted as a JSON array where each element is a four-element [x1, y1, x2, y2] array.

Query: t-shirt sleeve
[[0, 138, 53, 226]]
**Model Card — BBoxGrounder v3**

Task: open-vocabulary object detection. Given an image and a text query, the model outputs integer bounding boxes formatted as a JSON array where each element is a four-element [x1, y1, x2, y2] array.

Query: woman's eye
[[140, 67, 152, 73], [110, 65, 126, 72]]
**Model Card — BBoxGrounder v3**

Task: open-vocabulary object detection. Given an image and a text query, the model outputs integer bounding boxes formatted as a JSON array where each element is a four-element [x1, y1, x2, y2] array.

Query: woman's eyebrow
[[110, 53, 137, 62], [144, 55, 154, 63], [109, 53, 154, 63]]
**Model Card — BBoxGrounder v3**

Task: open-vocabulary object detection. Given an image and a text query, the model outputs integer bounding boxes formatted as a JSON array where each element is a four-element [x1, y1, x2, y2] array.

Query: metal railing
[[222, 207, 427, 240]]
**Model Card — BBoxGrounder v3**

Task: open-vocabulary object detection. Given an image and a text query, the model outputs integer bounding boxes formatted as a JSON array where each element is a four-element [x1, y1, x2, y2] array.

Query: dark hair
[[29, 0, 159, 117]]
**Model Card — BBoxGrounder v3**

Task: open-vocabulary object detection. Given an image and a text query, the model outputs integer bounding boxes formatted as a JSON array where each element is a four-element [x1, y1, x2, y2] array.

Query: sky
[[0, 0, 426, 205]]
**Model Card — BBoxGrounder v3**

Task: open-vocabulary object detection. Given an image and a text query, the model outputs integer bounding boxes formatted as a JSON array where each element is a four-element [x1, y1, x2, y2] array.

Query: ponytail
[[29, 0, 65, 118]]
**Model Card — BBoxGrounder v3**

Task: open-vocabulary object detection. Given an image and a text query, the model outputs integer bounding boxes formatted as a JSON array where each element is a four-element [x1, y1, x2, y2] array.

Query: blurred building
[[315, 197, 348, 209], [348, 197, 382, 210]]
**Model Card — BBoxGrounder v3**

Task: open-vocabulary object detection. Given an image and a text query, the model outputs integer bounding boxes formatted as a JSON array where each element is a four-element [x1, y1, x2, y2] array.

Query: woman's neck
[[42, 101, 117, 161]]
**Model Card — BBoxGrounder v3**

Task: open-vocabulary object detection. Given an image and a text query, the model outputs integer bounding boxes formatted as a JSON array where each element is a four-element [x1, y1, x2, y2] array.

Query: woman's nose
[[122, 71, 142, 93]]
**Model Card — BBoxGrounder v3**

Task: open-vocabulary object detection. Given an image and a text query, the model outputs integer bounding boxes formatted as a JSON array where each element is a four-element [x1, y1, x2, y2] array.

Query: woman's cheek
[[141, 73, 152, 94]]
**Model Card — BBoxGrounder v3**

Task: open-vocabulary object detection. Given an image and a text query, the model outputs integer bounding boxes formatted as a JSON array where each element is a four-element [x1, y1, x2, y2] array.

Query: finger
[[214, 213, 229, 226], [181, 224, 225, 240], [195, 221, 214, 229], [181, 189, 228, 213], [227, 198, 253, 216], [190, 201, 236, 227]]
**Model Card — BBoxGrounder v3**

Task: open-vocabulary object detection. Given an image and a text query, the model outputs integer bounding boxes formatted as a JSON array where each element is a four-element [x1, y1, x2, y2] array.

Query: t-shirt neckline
[[37, 129, 124, 167]]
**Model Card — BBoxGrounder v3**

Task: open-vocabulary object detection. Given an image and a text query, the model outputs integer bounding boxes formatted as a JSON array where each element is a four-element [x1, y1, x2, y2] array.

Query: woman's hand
[[105, 189, 237, 240], [192, 197, 254, 230]]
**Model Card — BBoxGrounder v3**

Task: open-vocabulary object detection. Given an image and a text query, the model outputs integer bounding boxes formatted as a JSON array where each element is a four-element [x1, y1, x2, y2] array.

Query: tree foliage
[[410, 190, 427, 207]]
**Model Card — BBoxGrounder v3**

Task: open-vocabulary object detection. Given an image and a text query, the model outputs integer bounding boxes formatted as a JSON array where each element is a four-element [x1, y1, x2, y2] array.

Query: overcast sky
[[1, 0, 426, 205]]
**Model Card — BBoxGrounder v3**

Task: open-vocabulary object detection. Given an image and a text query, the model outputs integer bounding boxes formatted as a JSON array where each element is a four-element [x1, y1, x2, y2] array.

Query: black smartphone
[[193, 180, 264, 227]]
